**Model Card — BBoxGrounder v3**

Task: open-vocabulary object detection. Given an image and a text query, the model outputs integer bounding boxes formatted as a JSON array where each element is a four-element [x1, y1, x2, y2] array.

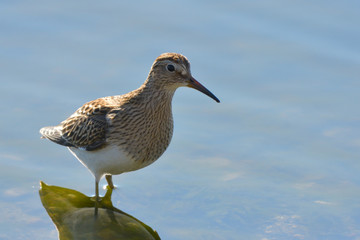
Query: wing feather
[[40, 97, 120, 151]]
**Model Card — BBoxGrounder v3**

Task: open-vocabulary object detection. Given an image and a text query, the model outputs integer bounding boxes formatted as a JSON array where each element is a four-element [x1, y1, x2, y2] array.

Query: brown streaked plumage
[[40, 53, 220, 206]]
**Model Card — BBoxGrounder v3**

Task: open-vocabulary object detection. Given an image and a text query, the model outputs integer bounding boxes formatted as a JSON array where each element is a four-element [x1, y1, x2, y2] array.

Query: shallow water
[[1, 1, 360, 239]]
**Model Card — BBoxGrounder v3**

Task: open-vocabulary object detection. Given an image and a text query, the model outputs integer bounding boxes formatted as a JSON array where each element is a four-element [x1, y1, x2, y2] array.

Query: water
[[1, 1, 359, 239]]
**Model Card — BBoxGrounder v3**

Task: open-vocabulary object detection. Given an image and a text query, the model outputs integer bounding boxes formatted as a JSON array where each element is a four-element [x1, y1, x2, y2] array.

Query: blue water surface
[[0, 1, 359, 239]]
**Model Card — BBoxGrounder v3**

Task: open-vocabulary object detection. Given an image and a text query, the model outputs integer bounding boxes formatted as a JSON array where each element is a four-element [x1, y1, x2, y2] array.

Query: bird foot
[[90, 196, 102, 202]]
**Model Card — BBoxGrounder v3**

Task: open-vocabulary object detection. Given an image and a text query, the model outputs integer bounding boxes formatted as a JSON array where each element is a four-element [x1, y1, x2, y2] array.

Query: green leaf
[[39, 181, 161, 240]]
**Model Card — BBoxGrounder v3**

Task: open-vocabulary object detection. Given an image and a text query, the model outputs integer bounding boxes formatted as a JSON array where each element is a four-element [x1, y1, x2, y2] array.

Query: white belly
[[68, 145, 149, 182]]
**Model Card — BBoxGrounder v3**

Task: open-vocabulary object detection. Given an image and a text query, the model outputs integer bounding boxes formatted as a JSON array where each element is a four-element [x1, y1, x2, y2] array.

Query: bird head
[[148, 53, 220, 103]]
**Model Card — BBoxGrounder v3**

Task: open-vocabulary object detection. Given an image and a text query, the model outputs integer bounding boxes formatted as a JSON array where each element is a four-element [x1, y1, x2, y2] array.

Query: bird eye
[[166, 64, 175, 72]]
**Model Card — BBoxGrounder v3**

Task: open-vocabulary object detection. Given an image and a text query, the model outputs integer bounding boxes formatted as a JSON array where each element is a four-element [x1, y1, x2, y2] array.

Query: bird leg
[[105, 174, 115, 189], [94, 180, 99, 217]]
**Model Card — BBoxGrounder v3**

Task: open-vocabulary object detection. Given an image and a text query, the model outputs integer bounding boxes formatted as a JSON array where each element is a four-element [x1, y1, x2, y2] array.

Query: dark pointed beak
[[187, 76, 220, 103]]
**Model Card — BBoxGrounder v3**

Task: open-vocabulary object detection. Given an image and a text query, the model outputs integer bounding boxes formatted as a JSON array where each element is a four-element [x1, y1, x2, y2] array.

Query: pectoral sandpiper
[[40, 53, 220, 203]]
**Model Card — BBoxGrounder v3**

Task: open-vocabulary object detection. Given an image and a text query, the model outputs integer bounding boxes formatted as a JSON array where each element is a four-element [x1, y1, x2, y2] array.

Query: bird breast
[[107, 99, 174, 164]]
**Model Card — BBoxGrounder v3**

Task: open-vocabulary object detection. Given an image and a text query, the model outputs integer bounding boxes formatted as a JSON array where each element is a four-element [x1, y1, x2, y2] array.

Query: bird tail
[[39, 126, 73, 147]]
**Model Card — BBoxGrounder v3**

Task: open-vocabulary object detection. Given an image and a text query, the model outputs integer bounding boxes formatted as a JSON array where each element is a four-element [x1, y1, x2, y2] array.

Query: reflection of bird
[[40, 53, 220, 203]]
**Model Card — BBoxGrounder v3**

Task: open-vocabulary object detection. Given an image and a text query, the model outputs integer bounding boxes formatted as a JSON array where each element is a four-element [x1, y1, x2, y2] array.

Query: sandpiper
[[40, 53, 220, 202]]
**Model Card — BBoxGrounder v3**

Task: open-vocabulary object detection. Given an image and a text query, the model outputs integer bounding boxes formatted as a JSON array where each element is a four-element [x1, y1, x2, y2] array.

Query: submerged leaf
[[39, 181, 161, 240]]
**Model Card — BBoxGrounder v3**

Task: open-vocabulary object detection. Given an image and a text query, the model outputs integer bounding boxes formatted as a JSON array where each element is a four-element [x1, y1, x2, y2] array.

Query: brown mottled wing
[[59, 99, 115, 151], [60, 115, 106, 150]]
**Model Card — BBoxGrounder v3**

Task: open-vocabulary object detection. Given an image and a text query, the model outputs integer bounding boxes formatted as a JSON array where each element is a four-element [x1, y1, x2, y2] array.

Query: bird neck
[[137, 76, 177, 107]]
